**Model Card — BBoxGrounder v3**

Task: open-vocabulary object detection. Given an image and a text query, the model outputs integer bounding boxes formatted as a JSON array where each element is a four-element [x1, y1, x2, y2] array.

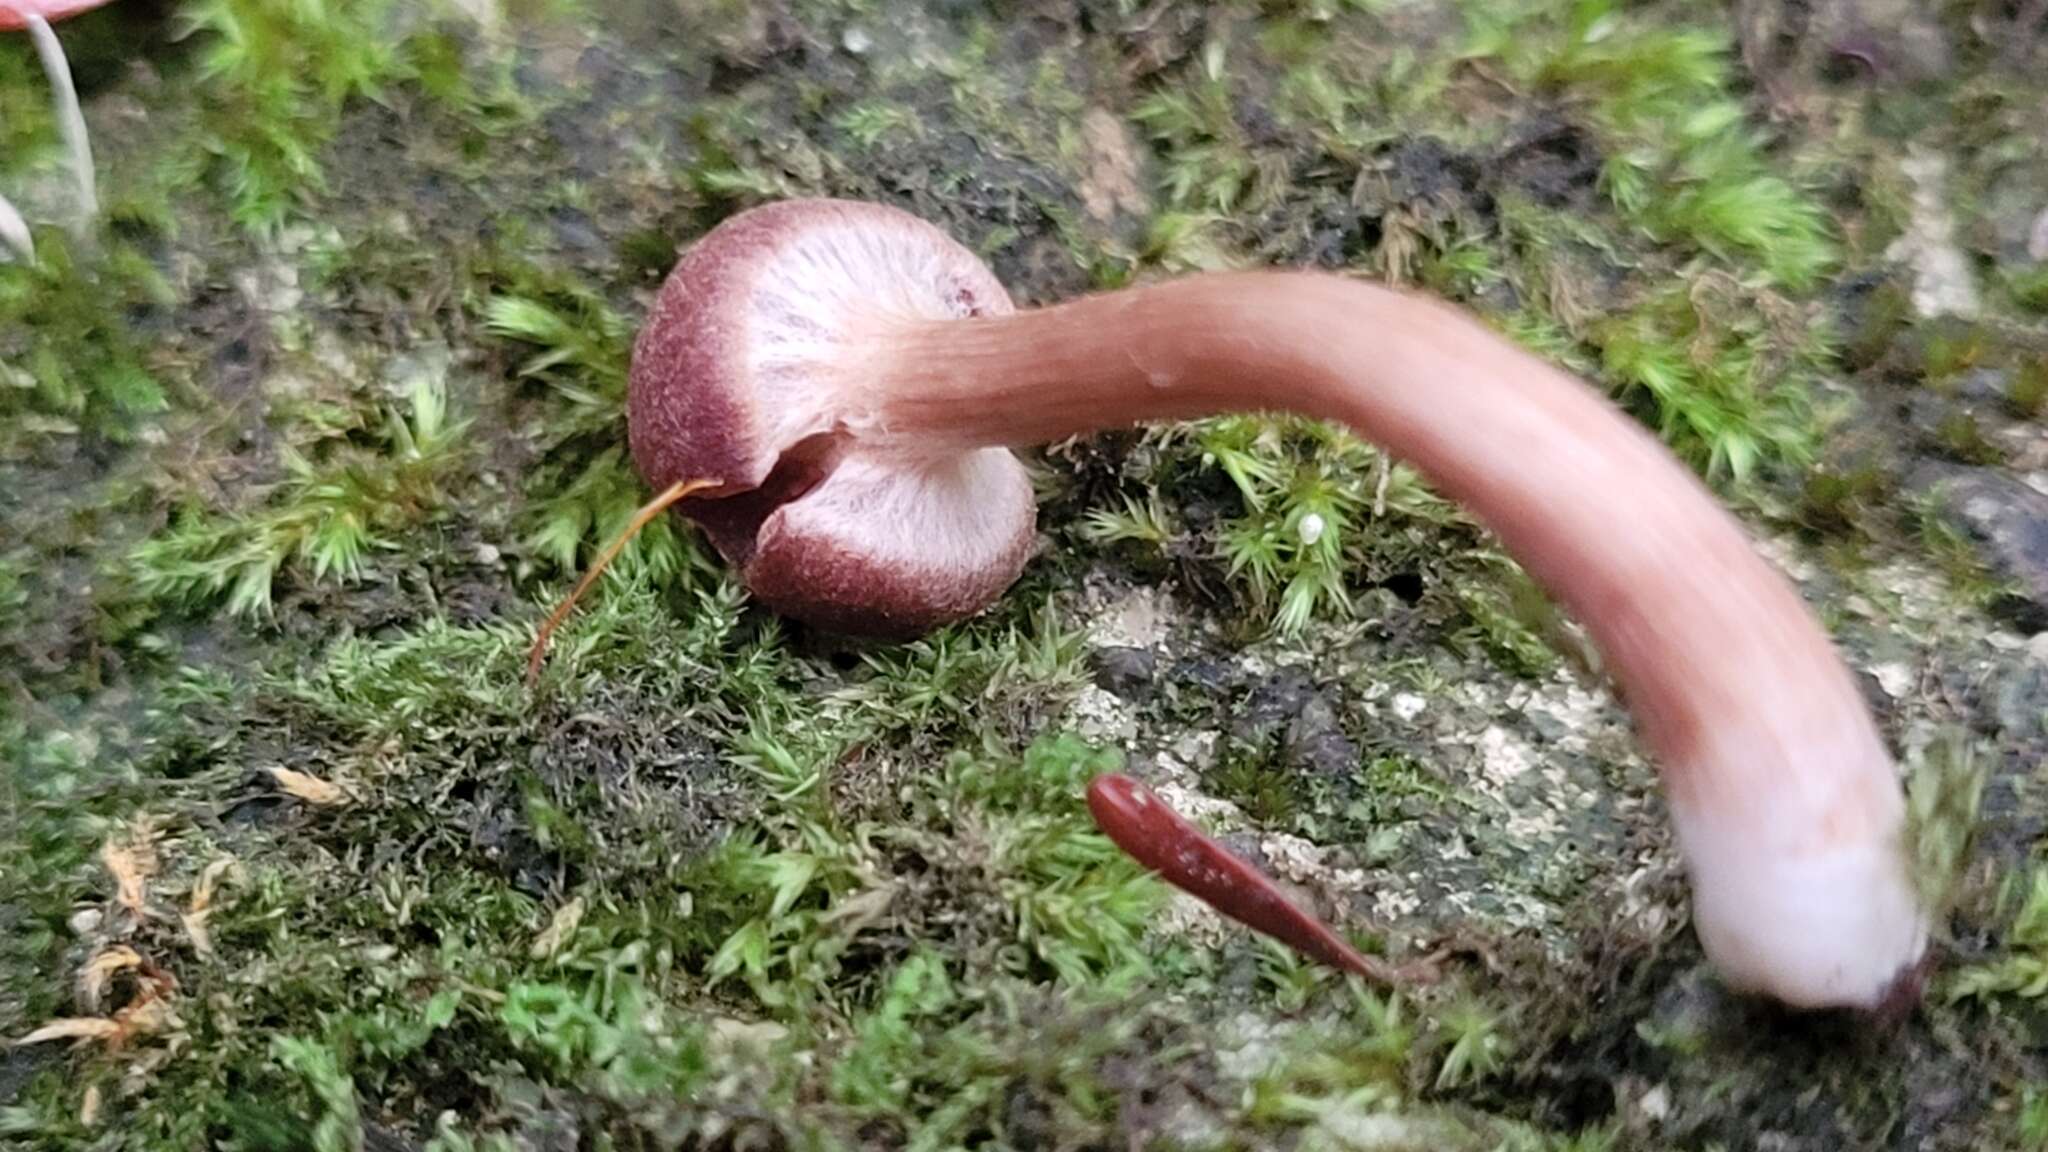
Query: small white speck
[[841, 27, 871, 54], [1478, 725, 1535, 785], [1391, 692, 1426, 721], [1296, 513, 1325, 547], [1868, 661, 1915, 700]]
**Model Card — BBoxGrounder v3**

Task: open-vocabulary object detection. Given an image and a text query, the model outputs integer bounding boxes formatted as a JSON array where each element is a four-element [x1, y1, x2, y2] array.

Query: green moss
[[0, 233, 175, 451], [1935, 407, 2008, 466], [2011, 265, 2048, 314], [2010, 358, 2048, 418], [1467, 0, 1838, 289], [1208, 738, 1310, 827], [1797, 462, 1894, 536], [1949, 863, 2048, 1004], [174, 0, 488, 234], [1922, 320, 1995, 384], [120, 369, 471, 619]]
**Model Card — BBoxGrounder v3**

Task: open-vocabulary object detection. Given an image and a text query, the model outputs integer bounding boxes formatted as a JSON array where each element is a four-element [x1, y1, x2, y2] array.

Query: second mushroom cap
[[626, 199, 1037, 637]]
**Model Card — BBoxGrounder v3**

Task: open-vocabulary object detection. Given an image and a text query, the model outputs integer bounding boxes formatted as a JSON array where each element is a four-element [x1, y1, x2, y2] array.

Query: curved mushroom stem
[[829, 271, 1926, 1013], [24, 11, 95, 235]]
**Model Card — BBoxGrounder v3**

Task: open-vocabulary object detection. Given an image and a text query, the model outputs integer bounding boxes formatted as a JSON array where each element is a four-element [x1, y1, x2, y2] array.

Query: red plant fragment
[[1086, 772, 1439, 987]]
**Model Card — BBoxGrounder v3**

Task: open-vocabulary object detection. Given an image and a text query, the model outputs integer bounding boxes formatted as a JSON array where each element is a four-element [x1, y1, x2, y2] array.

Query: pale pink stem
[[835, 271, 1926, 1010], [21, 9, 95, 233]]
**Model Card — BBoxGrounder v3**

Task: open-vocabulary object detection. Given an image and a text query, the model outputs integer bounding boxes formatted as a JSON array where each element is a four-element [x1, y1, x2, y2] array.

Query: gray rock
[[1954, 366, 2013, 406], [1284, 694, 1359, 777], [1908, 462, 2048, 627], [1167, 657, 1234, 699], [1231, 668, 1316, 745], [1994, 656, 2048, 738], [1090, 645, 1158, 700], [1823, 0, 1953, 82], [1983, 169, 2048, 266]]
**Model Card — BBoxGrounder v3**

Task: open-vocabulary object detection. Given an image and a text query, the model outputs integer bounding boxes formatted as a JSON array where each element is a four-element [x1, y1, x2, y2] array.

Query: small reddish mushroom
[[1, 0, 110, 260], [535, 198, 1927, 1017]]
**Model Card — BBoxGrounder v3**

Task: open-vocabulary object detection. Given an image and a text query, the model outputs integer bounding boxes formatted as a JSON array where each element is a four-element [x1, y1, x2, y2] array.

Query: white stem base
[[25, 12, 95, 234], [0, 189, 31, 263], [1675, 799, 1928, 1010]]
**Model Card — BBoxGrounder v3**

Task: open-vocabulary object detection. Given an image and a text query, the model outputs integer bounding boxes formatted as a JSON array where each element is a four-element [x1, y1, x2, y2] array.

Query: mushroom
[[1, 0, 109, 260], [538, 197, 1928, 1016]]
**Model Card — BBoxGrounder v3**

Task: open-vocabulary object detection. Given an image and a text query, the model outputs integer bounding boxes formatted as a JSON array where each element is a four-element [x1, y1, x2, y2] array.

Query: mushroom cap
[[627, 198, 1037, 638], [0, 0, 116, 29]]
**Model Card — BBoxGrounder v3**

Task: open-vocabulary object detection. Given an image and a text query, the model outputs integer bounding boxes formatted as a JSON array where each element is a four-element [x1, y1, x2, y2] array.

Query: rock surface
[[1910, 461, 2048, 622]]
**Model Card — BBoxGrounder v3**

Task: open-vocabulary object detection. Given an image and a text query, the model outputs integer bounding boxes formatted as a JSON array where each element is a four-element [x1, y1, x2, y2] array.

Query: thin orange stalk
[[525, 477, 718, 689]]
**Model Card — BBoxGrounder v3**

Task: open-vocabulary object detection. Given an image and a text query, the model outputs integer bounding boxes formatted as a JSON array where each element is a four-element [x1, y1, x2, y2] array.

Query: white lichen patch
[[1154, 781, 1246, 827], [1846, 557, 1966, 635], [1315, 1108, 1483, 1149], [447, 0, 505, 39], [1610, 860, 1683, 942], [1532, 681, 1612, 755], [1637, 1083, 1672, 1123], [1154, 889, 1231, 949], [1209, 1013, 1297, 1085], [1502, 798, 1567, 846], [1475, 725, 1536, 787], [1076, 106, 1149, 223], [1372, 885, 1422, 923], [1752, 532, 1822, 585], [1886, 146, 1982, 319], [1081, 578, 1175, 650], [1146, 730, 1220, 790], [1259, 831, 1369, 895], [1867, 661, 1917, 700], [1067, 684, 1139, 744], [1170, 729, 1219, 773]]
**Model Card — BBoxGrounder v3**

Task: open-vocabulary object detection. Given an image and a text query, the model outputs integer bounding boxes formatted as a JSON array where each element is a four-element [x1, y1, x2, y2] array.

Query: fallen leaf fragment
[[79, 946, 144, 1012], [183, 857, 243, 958], [114, 996, 178, 1042], [531, 896, 585, 959], [188, 858, 240, 914], [100, 838, 155, 917], [16, 964, 179, 1051], [817, 884, 896, 934], [265, 766, 350, 807], [13, 1017, 122, 1047], [181, 911, 214, 959]]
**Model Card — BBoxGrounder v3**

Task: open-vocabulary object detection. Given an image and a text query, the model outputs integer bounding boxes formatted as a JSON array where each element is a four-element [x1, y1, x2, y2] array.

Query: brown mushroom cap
[[627, 199, 1036, 637]]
